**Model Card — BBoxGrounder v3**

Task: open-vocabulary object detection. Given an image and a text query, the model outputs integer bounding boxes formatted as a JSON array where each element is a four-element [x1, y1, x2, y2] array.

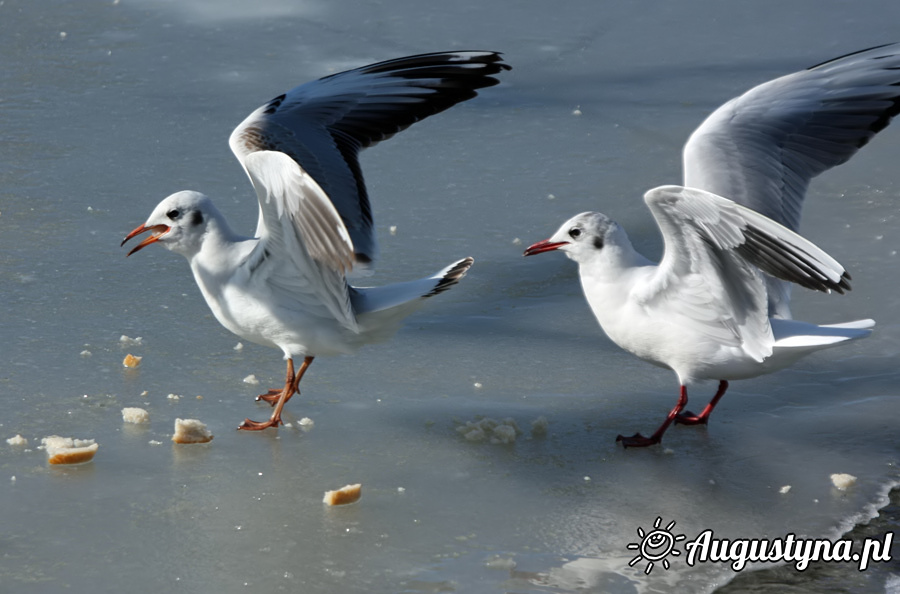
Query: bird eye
[[166, 209, 180, 220], [568, 228, 582, 239]]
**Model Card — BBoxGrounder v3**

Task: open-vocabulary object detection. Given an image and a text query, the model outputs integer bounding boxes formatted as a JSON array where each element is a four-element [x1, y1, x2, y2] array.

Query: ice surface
[[1, 0, 899, 592]]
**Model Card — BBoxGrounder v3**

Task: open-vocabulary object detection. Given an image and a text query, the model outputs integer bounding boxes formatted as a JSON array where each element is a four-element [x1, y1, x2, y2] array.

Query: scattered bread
[[6, 434, 27, 446], [122, 353, 142, 368], [122, 407, 150, 424], [172, 418, 213, 444], [41, 436, 99, 465], [831, 473, 857, 491], [323, 483, 362, 506]]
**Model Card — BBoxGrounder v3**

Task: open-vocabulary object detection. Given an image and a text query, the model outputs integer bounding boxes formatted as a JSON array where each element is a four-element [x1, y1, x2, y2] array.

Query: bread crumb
[[492, 424, 517, 445], [831, 473, 857, 491], [80, 350, 92, 357], [6, 434, 27, 446], [122, 407, 150, 424], [298, 417, 315, 432], [779, 485, 792, 494], [457, 417, 521, 444], [167, 393, 181, 401], [40, 436, 99, 465], [242, 374, 259, 385], [119, 335, 143, 346], [123, 353, 142, 368], [531, 416, 548, 437], [172, 418, 213, 444], [485, 555, 517, 570], [323, 483, 362, 506]]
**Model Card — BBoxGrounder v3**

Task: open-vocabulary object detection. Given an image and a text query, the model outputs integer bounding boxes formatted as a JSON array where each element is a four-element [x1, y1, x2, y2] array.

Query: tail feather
[[426, 257, 475, 297], [772, 318, 874, 349], [351, 257, 474, 315]]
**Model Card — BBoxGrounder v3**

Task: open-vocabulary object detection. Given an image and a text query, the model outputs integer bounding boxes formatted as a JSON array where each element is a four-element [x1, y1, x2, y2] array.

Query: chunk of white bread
[[41, 436, 99, 465], [172, 418, 213, 444], [323, 483, 362, 506]]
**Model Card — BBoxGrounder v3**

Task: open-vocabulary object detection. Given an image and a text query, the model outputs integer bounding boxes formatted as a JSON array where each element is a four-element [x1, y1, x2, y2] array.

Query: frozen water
[[2, 0, 900, 592]]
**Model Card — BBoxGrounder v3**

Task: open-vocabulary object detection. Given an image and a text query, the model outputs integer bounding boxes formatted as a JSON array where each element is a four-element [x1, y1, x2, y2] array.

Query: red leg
[[239, 356, 315, 431], [616, 385, 689, 448], [675, 380, 728, 425]]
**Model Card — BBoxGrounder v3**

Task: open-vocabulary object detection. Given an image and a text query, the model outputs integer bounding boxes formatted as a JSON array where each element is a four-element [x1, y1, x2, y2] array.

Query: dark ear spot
[[593, 237, 604, 250], [190, 211, 204, 226]]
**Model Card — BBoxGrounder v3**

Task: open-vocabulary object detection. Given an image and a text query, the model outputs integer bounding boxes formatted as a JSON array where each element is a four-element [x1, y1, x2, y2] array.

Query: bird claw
[[237, 417, 282, 431], [255, 389, 282, 406], [616, 432, 661, 448]]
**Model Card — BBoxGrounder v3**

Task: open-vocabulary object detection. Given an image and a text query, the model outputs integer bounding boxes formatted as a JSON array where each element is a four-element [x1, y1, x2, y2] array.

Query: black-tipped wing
[[230, 51, 510, 268], [683, 43, 900, 232], [640, 185, 851, 360]]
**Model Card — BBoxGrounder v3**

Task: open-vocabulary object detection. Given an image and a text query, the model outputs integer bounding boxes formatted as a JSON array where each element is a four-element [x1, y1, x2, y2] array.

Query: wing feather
[[229, 51, 510, 267], [242, 150, 358, 332], [639, 185, 854, 361]]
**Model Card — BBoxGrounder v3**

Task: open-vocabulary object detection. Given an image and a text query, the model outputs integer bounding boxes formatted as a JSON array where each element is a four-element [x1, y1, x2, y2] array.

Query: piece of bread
[[122, 407, 150, 424], [323, 483, 362, 506], [172, 418, 213, 444], [41, 436, 99, 465], [122, 354, 142, 368]]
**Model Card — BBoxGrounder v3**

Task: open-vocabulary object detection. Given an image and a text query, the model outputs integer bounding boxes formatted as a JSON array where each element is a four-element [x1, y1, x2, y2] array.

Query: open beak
[[121, 224, 169, 256], [523, 239, 568, 256]]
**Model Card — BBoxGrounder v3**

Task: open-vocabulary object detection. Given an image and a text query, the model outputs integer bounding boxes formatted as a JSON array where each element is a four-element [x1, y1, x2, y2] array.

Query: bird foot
[[255, 389, 282, 406], [674, 410, 709, 425], [616, 432, 661, 448], [237, 416, 282, 431]]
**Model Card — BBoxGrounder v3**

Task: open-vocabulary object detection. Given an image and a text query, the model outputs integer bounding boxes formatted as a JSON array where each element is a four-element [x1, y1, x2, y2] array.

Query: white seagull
[[122, 51, 510, 430], [525, 43, 900, 447]]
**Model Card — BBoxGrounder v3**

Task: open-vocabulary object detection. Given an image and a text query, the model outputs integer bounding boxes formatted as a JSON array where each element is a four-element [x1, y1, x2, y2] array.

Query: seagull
[[525, 43, 900, 447], [122, 51, 510, 430]]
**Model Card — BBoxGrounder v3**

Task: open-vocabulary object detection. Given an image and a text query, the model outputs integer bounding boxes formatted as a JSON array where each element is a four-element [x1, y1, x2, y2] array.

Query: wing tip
[[425, 257, 475, 297]]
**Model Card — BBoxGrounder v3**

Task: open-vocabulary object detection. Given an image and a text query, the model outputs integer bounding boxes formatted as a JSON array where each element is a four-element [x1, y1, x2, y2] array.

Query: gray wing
[[683, 43, 900, 230], [638, 186, 851, 361], [229, 51, 510, 269], [683, 43, 900, 317]]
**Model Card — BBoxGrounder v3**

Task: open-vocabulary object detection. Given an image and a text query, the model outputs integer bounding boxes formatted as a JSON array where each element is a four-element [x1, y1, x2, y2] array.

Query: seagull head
[[122, 191, 217, 258], [524, 212, 624, 264]]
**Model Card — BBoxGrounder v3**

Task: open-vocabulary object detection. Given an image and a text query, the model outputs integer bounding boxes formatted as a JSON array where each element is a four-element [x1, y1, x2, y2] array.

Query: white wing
[[638, 185, 851, 361], [683, 43, 900, 317], [228, 51, 510, 269], [242, 150, 358, 332]]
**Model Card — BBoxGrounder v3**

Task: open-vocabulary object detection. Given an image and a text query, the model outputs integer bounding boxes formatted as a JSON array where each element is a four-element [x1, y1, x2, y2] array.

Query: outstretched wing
[[242, 150, 357, 332], [229, 51, 511, 269], [683, 43, 900, 317], [637, 185, 850, 361], [684, 43, 900, 230]]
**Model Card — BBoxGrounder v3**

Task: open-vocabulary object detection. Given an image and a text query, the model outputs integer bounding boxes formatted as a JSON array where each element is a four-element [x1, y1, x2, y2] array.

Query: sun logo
[[626, 516, 686, 574]]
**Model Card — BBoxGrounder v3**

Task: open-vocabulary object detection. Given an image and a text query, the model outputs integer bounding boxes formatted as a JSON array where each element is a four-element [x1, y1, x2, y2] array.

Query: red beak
[[523, 239, 568, 256], [121, 224, 169, 256]]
